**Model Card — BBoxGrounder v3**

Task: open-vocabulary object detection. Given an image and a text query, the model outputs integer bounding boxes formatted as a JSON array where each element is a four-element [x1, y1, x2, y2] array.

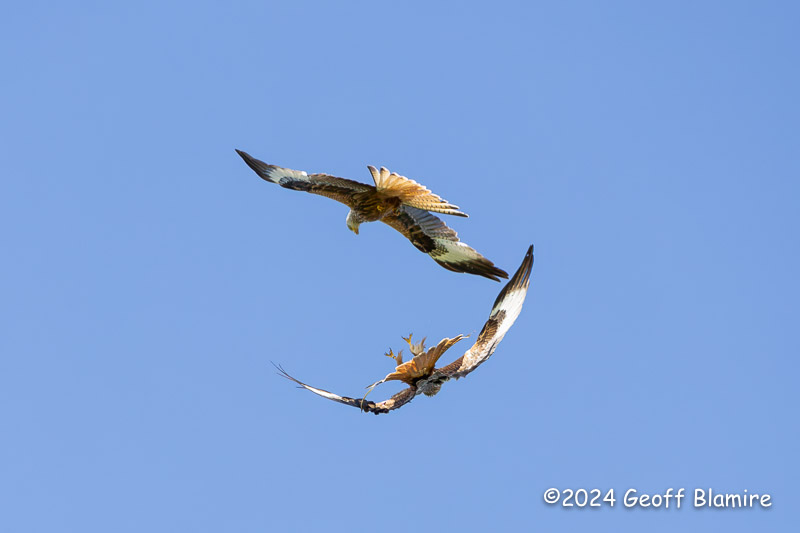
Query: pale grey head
[[345, 209, 362, 235]]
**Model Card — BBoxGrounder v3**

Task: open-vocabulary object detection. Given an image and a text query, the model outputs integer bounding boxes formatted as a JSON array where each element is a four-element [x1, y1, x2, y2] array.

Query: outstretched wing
[[381, 206, 508, 281], [368, 165, 467, 217], [236, 150, 373, 207], [434, 245, 533, 380], [275, 364, 417, 415]]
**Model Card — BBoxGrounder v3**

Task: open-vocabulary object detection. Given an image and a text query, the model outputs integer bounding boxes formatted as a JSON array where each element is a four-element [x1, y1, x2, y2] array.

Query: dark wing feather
[[381, 206, 508, 281], [236, 150, 373, 207], [275, 364, 417, 415], [433, 245, 533, 380]]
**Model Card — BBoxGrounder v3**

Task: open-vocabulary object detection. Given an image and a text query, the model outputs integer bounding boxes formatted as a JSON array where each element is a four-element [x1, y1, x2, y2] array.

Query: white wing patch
[[235, 150, 309, 184], [446, 246, 533, 377], [490, 285, 528, 340], [434, 239, 491, 263], [259, 165, 309, 184]]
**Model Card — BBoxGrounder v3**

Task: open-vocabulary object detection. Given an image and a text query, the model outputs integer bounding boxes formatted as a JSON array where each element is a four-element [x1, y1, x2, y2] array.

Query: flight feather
[[236, 150, 507, 280], [275, 245, 534, 415]]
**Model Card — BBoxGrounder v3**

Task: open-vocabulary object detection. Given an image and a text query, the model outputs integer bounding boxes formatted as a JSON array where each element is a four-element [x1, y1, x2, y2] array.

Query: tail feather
[[368, 165, 468, 217]]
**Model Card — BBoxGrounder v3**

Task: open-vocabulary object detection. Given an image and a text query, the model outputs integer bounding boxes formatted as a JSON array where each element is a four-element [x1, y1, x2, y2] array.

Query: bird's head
[[345, 211, 360, 235]]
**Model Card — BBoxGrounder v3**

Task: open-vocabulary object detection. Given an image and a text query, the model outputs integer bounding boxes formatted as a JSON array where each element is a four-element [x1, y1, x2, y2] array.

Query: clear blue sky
[[1, 1, 797, 531]]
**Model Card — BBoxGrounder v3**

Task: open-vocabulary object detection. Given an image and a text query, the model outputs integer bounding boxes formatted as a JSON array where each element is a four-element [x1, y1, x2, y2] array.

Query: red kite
[[236, 150, 508, 281], [276, 245, 533, 414]]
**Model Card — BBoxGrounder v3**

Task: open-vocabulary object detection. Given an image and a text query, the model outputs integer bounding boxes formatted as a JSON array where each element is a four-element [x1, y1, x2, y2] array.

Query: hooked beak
[[345, 211, 361, 235]]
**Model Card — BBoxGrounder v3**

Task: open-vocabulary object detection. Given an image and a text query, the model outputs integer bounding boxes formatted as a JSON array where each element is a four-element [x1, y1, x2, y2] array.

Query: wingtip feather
[[235, 148, 271, 180]]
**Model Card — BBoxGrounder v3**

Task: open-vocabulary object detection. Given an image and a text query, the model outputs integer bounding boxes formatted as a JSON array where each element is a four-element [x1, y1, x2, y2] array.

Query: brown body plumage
[[236, 150, 508, 281], [368, 333, 467, 394], [276, 245, 534, 414]]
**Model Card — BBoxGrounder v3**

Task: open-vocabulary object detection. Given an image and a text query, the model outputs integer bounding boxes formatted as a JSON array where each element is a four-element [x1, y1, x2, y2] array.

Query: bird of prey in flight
[[275, 245, 533, 414], [235, 150, 508, 281]]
